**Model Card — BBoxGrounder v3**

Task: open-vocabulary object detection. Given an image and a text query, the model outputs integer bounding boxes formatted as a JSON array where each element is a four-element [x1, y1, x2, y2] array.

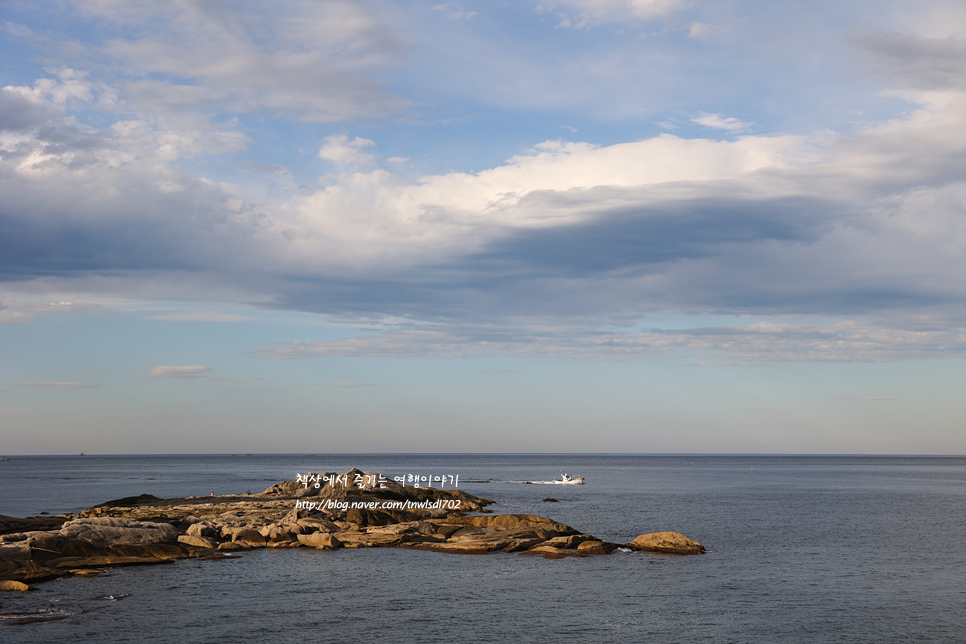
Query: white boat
[[552, 472, 584, 485]]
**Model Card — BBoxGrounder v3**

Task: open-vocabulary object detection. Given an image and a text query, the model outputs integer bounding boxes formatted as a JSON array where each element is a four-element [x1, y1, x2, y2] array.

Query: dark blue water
[[1, 455, 964, 642]]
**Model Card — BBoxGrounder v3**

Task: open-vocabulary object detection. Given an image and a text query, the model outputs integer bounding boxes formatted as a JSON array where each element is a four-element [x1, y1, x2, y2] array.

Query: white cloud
[[541, 0, 684, 28], [254, 321, 964, 364], [1, 29, 963, 365], [433, 5, 478, 20], [0, 300, 104, 325], [137, 365, 253, 380], [79, 0, 410, 122], [318, 134, 377, 165], [0, 85, 64, 131], [692, 112, 753, 131]]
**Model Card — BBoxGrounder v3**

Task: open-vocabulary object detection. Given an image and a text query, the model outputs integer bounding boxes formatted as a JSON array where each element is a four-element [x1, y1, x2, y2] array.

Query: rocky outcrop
[[61, 517, 179, 545], [628, 532, 705, 555], [0, 468, 707, 584], [0, 516, 225, 582]]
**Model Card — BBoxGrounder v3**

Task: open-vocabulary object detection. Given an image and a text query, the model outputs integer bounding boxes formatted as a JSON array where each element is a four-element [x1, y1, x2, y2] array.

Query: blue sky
[[1, 0, 963, 455]]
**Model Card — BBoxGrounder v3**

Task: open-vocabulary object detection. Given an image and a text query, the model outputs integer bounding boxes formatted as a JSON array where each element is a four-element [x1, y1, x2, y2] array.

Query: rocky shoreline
[[0, 468, 704, 589]]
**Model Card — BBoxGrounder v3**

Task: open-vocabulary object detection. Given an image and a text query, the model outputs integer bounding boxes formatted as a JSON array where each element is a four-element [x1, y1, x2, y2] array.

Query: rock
[[259, 524, 297, 542], [0, 514, 68, 535], [232, 528, 267, 546], [0, 579, 33, 591], [61, 517, 178, 545], [431, 524, 463, 538], [407, 539, 511, 554], [186, 522, 217, 538], [296, 518, 340, 533], [542, 498, 558, 502], [297, 533, 343, 550], [346, 508, 396, 527], [69, 569, 104, 576], [217, 542, 249, 552], [50, 555, 173, 569], [576, 541, 621, 554], [91, 494, 161, 508], [440, 514, 576, 535], [178, 535, 218, 548], [520, 546, 587, 559], [450, 526, 486, 538], [541, 534, 596, 549], [628, 532, 704, 555], [502, 538, 547, 553]]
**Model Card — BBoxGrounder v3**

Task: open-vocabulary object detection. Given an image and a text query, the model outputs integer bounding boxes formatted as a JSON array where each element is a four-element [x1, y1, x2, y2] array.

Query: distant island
[[1, 468, 703, 589]]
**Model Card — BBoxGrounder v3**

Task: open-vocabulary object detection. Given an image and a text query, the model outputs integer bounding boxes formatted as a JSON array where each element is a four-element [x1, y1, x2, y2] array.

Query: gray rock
[[61, 518, 178, 545]]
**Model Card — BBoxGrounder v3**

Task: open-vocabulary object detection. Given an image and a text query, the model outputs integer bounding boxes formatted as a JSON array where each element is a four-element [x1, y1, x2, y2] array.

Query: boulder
[[178, 535, 218, 548], [186, 522, 218, 538], [576, 541, 621, 554], [0, 579, 33, 591], [628, 532, 704, 555], [61, 517, 178, 545], [297, 533, 343, 550], [232, 528, 266, 546]]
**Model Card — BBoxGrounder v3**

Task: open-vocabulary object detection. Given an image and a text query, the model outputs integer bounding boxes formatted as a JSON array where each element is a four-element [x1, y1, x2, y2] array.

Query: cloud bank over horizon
[[1, 1, 963, 454]]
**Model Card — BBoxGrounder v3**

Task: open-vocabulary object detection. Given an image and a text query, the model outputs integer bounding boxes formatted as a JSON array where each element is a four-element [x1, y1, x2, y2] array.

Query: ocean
[[1, 454, 964, 643]]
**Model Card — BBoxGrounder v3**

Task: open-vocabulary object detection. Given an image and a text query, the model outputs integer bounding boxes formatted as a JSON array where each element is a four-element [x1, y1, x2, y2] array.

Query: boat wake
[[507, 473, 584, 485]]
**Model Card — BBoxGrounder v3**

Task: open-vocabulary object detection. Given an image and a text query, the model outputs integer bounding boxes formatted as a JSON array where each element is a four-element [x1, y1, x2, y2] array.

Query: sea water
[[1, 454, 964, 643]]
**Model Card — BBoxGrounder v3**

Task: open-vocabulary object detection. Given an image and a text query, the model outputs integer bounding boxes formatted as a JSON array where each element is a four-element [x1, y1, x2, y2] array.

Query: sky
[[1, 0, 964, 455]]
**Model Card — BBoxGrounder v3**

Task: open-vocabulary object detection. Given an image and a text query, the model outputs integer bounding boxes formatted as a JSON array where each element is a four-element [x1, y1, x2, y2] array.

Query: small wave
[[1, 609, 74, 626], [97, 593, 131, 601]]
